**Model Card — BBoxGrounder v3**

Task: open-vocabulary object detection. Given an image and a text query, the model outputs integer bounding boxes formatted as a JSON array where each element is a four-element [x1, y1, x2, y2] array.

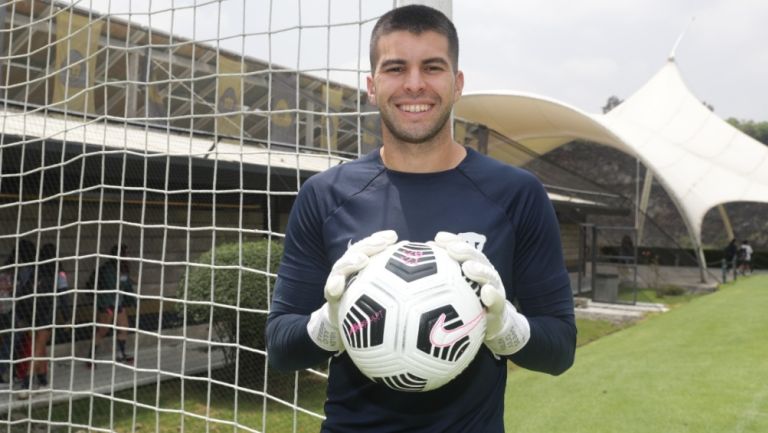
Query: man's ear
[[366, 75, 377, 106], [453, 70, 464, 102]]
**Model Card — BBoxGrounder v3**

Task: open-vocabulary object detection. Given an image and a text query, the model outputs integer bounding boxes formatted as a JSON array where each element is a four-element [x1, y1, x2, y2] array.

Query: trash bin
[[593, 273, 619, 303]]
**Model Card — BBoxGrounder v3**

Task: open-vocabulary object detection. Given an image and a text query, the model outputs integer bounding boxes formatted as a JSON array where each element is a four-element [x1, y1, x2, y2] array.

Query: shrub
[[177, 239, 283, 368], [654, 285, 686, 298]]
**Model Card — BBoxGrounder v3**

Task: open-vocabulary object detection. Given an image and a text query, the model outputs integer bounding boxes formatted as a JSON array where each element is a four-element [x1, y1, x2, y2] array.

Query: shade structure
[[601, 60, 768, 244], [455, 59, 768, 279]]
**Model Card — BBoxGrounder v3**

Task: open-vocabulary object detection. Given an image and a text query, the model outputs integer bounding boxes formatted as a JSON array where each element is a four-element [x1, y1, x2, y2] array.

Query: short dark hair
[[110, 243, 127, 256], [4, 239, 36, 265], [369, 4, 459, 73]]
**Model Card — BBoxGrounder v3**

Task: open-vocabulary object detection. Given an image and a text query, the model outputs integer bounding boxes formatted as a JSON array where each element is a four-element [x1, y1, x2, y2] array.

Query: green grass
[[23, 277, 761, 432], [575, 318, 633, 347], [27, 369, 326, 433], [505, 275, 768, 433], [619, 286, 700, 306]]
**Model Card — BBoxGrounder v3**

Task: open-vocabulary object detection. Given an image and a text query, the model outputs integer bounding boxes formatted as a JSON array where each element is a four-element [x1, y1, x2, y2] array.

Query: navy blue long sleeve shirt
[[267, 148, 576, 432]]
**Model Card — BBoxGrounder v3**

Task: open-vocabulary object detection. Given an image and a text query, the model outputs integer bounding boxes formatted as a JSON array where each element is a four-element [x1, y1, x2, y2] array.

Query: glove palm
[[307, 230, 398, 352], [432, 232, 530, 356]]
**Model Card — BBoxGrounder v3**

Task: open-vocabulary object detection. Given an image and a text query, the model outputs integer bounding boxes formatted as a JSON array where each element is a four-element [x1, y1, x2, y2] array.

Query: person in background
[[620, 234, 635, 264], [738, 239, 754, 275], [0, 264, 13, 386], [84, 243, 135, 368], [723, 238, 738, 276], [18, 243, 61, 399], [0, 239, 36, 388], [723, 238, 739, 270]]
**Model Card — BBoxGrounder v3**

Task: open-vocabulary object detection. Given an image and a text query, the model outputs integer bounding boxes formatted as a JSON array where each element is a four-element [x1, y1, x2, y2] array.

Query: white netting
[[0, 0, 394, 431], [0, 0, 733, 430]]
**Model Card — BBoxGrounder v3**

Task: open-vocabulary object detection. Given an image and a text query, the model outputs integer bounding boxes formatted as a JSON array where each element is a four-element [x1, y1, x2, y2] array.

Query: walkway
[[0, 338, 225, 414]]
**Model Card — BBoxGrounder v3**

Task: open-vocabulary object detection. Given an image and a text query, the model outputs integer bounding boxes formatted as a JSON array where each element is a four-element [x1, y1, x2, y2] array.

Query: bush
[[177, 239, 283, 368], [654, 285, 686, 298]]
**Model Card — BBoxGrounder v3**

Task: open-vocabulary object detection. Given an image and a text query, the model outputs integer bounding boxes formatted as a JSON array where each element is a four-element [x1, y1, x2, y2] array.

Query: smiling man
[[368, 26, 464, 172], [266, 5, 576, 432]]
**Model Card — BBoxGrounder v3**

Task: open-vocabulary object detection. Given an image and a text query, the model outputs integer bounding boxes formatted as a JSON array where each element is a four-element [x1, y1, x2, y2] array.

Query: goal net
[[0, 0, 393, 431], [0, 0, 719, 431]]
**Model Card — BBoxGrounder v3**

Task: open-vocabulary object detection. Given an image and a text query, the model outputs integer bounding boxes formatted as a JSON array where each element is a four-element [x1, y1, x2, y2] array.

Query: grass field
[[504, 274, 768, 433], [26, 369, 326, 433], [19, 276, 765, 432]]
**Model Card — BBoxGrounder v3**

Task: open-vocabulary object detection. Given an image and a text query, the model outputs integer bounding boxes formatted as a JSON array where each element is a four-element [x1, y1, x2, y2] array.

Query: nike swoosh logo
[[429, 311, 485, 348]]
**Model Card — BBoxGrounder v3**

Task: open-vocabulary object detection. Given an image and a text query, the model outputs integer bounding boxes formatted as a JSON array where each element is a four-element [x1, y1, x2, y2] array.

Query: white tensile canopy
[[455, 59, 768, 281]]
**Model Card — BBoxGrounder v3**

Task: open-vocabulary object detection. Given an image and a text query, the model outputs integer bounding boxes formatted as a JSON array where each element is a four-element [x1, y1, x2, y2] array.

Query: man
[[266, 5, 575, 432], [17, 243, 59, 399], [0, 239, 36, 387], [84, 244, 135, 368], [738, 240, 753, 275]]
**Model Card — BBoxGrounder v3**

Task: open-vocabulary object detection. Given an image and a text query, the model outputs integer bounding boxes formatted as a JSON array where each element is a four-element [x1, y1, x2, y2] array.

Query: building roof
[[454, 60, 768, 248], [601, 60, 768, 244], [0, 104, 614, 213]]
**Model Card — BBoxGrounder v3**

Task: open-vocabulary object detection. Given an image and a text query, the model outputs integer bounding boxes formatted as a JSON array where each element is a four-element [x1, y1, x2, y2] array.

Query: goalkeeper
[[267, 4, 576, 433]]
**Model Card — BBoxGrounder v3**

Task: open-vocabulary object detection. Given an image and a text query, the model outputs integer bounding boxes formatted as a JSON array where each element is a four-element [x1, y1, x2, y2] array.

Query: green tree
[[727, 118, 768, 145], [177, 239, 283, 368], [602, 95, 623, 114]]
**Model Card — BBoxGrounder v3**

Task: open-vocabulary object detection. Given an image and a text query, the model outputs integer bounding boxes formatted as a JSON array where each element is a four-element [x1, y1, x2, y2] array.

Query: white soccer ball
[[337, 241, 486, 392]]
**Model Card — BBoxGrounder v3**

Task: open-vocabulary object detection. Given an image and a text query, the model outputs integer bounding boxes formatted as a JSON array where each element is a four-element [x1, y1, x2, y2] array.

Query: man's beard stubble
[[379, 106, 453, 145]]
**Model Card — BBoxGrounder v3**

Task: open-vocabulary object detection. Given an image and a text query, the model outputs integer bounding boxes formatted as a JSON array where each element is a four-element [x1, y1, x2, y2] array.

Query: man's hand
[[432, 232, 530, 356], [307, 230, 398, 352]]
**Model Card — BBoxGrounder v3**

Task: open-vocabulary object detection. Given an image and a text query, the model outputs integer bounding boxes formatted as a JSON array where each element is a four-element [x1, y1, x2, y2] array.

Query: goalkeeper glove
[[307, 230, 398, 352], [432, 232, 530, 356]]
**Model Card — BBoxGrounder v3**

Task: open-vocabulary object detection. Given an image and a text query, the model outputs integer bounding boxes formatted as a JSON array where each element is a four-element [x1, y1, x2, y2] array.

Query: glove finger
[[446, 241, 489, 265], [433, 231, 461, 248], [462, 260, 502, 287], [351, 230, 398, 257], [433, 232, 491, 265], [324, 273, 346, 302], [331, 250, 369, 276], [480, 283, 506, 315]]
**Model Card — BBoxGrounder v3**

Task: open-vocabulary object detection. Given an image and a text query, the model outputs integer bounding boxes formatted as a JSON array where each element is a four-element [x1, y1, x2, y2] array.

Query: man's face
[[367, 30, 463, 145]]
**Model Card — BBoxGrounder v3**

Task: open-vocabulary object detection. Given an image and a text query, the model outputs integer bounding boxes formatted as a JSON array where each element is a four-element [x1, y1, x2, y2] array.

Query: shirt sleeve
[[266, 181, 336, 371], [508, 175, 576, 375]]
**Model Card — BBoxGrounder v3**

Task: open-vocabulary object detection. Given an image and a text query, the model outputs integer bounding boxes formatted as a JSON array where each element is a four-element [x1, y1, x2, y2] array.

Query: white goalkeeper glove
[[307, 230, 398, 352], [432, 232, 530, 357]]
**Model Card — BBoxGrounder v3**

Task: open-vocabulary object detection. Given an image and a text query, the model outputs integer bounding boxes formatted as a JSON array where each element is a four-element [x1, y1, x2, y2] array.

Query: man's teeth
[[400, 104, 430, 113]]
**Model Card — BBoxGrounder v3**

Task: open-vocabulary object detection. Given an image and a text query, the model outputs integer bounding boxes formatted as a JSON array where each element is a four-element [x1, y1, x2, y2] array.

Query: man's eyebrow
[[422, 57, 450, 67], [378, 57, 450, 69], [379, 59, 406, 69]]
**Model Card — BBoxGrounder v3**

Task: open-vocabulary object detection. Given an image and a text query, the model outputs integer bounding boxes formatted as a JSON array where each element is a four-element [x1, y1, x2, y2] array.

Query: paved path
[[575, 299, 668, 323], [0, 339, 225, 414]]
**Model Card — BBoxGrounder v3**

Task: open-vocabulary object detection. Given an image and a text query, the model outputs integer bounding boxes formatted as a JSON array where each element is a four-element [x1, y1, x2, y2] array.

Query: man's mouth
[[398, 104, 432, 113]]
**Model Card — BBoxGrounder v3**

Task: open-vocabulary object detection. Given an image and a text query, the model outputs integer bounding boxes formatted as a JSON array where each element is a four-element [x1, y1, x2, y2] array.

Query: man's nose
[[403, 69, 425, 93]]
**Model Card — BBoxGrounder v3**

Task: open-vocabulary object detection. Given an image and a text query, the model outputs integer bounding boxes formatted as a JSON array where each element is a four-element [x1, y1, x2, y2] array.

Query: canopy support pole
[[717, 204, 735, 241], [636, 170, 654, 245]]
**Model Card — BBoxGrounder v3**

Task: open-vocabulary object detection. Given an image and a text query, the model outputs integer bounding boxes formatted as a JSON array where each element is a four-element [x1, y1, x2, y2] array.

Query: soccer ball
[[337, 241, 486, 392]]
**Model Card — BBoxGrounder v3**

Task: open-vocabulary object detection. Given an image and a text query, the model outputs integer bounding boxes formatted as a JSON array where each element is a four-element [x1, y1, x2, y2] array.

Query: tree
[[727, 118, 768, 146], [602, 95, 623, 114]]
